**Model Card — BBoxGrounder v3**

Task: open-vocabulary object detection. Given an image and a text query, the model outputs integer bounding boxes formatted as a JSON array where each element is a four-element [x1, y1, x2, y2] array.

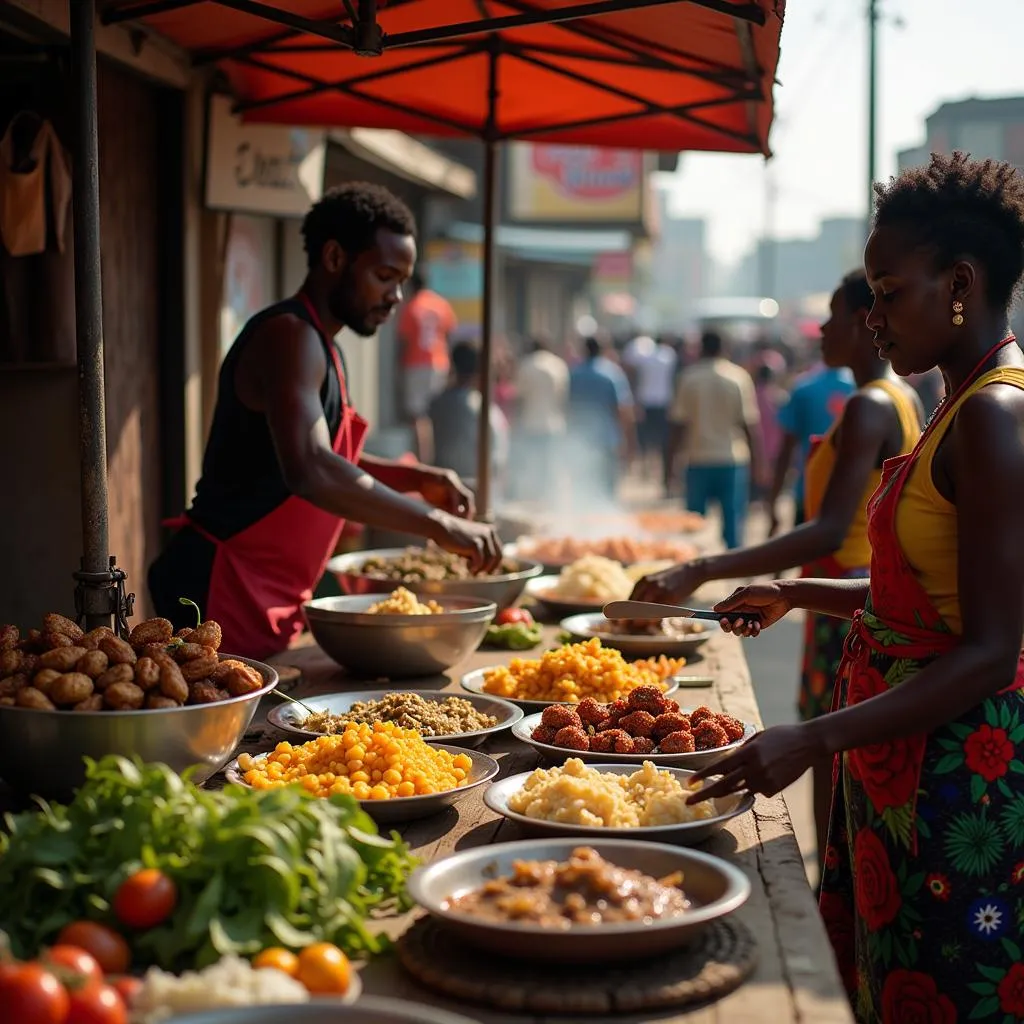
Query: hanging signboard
[[425, 240, 483, 334], [205, 94, 326, 218], [507, 143, 647, 225]]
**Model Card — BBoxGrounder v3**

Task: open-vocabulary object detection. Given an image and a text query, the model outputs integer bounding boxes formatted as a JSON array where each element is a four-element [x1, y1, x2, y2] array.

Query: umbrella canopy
[[106, 0, 782, 155], [99, 0, 783, 519]]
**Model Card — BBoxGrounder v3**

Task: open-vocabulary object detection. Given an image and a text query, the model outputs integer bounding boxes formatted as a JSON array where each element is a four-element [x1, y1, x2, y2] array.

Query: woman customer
[[633, 269, 923, 861], [690, 152, 1024, 1023]]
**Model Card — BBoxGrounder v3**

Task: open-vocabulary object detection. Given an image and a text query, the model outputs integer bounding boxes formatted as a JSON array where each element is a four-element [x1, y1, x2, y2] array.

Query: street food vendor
[[149, 183, 502, 660]]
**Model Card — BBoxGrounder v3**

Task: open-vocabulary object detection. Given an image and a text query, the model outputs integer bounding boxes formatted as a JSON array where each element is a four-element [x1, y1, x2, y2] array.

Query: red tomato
[[109, 976, 142, 1008], [66, 982, 127, 1024], [44, 945, 103, 987], [113, 869, 178, 930], [56, 923, 131, 976], [495, 608, 533, 626], [0, 961, 70, 1024]]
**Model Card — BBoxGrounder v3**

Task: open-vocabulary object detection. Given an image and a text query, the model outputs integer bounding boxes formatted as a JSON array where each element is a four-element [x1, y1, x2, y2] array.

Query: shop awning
[[331, 128, 477, 198], [446, 221, 632, 254]]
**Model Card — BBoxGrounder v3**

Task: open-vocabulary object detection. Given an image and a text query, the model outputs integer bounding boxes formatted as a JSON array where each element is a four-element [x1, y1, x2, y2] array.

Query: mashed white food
[[547, 555, 634, 602], [507, 758, 718, 828], [130, 955, 309, 1023]]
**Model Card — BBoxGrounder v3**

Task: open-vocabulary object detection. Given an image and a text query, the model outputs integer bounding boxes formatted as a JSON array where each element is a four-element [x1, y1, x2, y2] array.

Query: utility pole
[[759, 169, 777, 298], [867, 0, 879, 235]]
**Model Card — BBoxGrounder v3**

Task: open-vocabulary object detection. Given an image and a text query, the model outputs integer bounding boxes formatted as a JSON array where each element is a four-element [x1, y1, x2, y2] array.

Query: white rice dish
[[130, 955, 309, 1022], [548, 555, 634, 602]]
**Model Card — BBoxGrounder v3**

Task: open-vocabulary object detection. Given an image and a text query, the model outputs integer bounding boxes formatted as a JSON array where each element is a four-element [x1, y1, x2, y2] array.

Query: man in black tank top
[[149, 183, 502, 645]]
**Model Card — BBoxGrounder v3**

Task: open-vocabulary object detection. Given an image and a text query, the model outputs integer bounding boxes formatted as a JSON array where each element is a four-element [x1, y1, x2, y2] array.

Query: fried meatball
[[626, 685, 667, 714], [693, 720, 729, 751], [541, 705, 582, 730], [659, 730, 696, 754], [617, 710, 657, 738], [553, 725, 590, 751], [631, 736, 656, 755], [577, 697, 608, 726], [602, 696, 626, 720], [716, 713, 746, 743], [589, 728, 632, 754], [531, 724, 558, 744], [593, 717, 615, 733], [652, 712, 691, 740], [689, 705, 717, 727]]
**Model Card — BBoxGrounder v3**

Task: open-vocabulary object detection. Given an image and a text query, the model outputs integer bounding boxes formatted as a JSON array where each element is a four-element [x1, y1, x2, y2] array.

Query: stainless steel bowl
[[484, 764, 755, 845], [303, 595, 496, 678], [408, 837, 751, 963], [0, 655, 278, 800], [328, 548, 543, 611], [163, 996, 481, 1024], [225, 743, 500, 824], [266, 688, 523, 747]]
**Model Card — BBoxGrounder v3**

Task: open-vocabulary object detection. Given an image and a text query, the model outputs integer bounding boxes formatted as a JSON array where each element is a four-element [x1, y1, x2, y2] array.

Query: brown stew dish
[[445, 846, 691, 929]]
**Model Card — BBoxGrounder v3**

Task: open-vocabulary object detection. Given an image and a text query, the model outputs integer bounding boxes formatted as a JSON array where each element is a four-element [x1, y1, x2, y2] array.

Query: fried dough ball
[[605, 698, 629, 721], [531, 724, 558, 744], [631, 736, 656, 755], [652, 712, 691, 740], [660, 730, 696, 754], [689, 705, 717, 727], [553, 725, 590, 751], [616, 710, 657, 738], [693, 720, 729, 750], [717, 713, 746, 743], [577, 697, 607, 726], [626, 684, 669, 714], [587, 728, 633, 754], [541, 705, 582, 730]]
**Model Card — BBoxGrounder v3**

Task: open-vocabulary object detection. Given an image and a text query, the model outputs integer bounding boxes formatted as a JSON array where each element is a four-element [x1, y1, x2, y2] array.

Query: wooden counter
[[250, 628, 855, 1024]]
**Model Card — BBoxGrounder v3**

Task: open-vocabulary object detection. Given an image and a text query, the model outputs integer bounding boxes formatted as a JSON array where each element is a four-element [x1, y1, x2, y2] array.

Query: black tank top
[[188, 297, 347, 539]]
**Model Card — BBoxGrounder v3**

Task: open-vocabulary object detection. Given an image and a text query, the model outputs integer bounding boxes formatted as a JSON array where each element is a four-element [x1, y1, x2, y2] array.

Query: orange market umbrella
[[85, 0, 782, 555]]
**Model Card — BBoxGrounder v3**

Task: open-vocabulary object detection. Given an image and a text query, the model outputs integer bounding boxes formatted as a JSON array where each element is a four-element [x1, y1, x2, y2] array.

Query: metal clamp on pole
[[73, 556, 136, 639]]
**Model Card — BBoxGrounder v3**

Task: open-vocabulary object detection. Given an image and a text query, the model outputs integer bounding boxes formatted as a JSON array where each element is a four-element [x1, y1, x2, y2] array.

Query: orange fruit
[[295, 943, 350, 994]]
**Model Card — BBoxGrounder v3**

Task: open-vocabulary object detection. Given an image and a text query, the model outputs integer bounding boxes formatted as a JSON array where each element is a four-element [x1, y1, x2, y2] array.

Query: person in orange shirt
[[398, 272, 456, 457]]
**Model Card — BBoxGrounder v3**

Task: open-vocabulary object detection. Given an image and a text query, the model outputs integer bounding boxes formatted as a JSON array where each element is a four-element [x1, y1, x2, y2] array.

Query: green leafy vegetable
[[0, 756, 417, 969], [484, 622, 543, 650]]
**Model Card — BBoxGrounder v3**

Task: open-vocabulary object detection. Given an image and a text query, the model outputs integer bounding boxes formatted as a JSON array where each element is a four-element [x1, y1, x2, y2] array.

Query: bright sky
[[662, 0, 1024, 267]]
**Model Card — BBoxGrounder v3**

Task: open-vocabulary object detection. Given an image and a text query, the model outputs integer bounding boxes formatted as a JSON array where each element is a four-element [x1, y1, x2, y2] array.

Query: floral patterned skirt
[[820, 649, 1024, 1023]]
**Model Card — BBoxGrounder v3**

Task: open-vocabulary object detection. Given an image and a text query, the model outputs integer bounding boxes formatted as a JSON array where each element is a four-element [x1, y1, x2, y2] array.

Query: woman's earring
[[952, 300, 964, 326]]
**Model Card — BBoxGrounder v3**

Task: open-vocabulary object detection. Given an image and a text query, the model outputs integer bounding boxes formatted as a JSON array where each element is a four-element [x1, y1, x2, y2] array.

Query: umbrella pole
[[475, 42, 499, 523], [70, 2, 116, 631]]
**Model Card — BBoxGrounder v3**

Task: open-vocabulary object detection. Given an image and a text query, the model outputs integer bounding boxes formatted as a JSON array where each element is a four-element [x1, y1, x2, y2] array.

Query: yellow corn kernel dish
[[237, 721, 474, 800], [481, 638, 675, 704]]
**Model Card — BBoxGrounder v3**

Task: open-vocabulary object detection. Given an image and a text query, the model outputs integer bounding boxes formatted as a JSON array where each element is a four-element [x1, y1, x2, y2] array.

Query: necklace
[[923, 335, 1017, 431]]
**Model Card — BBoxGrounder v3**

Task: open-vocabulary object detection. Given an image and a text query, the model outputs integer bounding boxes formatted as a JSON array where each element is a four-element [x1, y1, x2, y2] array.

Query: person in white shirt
[[511, 334, 569, 499], [623, 332, 678, 491]]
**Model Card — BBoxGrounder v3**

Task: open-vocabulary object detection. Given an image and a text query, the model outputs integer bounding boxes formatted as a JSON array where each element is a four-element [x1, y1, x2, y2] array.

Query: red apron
[[835, 338, 1024, 850], [166, 294, 368, 660]]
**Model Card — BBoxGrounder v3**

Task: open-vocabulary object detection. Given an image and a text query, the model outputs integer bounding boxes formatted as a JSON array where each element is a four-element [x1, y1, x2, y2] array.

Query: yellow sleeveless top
[[804, 379, 921, 569], [894, 366, 1024, 634]]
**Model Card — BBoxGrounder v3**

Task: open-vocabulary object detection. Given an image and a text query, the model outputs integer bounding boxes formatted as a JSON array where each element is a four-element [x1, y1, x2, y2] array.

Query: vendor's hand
[[714, 582, 792, 637], [630, 561, 707, 605], [686, 723, 822, 804], [430, 511, 503, 574], [415, 467, 475, 519]]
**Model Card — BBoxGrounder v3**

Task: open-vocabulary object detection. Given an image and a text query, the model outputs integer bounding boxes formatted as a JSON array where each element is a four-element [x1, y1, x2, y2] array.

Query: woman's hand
[[686, 722, 824, 803], [414, 467, 475, 518], [713, 581, 792, 637], [630, 560, 707, 605]]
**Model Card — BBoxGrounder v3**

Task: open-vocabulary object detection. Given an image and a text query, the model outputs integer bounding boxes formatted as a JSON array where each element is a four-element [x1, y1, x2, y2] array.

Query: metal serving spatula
[[602, 600, 761, 629]]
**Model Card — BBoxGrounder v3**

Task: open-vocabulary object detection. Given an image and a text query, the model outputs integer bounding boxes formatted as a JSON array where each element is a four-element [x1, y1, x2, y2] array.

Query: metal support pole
[[866, 0, 878, 235], [475, 40, 500, 523], [70, 1, 113, 630]]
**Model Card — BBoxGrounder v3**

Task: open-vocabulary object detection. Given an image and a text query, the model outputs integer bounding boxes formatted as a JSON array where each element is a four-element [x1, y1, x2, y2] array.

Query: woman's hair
[[872, 151, 1024, 309], [839, 269, 873, 314]]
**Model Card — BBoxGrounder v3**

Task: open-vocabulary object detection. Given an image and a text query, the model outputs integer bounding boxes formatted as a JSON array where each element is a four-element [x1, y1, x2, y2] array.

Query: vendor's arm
[[357, 453, 474, 517], [633, 392, 891, 601], [712, 577, 871, 637], [240, 316, 499, 567], [692, 388, 1024, 802], [766, 432, 798, 535]]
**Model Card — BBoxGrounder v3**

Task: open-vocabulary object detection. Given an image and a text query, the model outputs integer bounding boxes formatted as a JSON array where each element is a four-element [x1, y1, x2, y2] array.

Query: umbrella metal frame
[[71, 0, 778, 627]]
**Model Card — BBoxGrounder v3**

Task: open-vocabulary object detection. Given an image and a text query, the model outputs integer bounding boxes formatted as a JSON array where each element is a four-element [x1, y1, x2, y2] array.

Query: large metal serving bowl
[[164, 996, 481, 1024], [0, 655, 278, 800], [303, 595, 496, 678], [328, 548, 543, 610], [408, 837, 751, 963]]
